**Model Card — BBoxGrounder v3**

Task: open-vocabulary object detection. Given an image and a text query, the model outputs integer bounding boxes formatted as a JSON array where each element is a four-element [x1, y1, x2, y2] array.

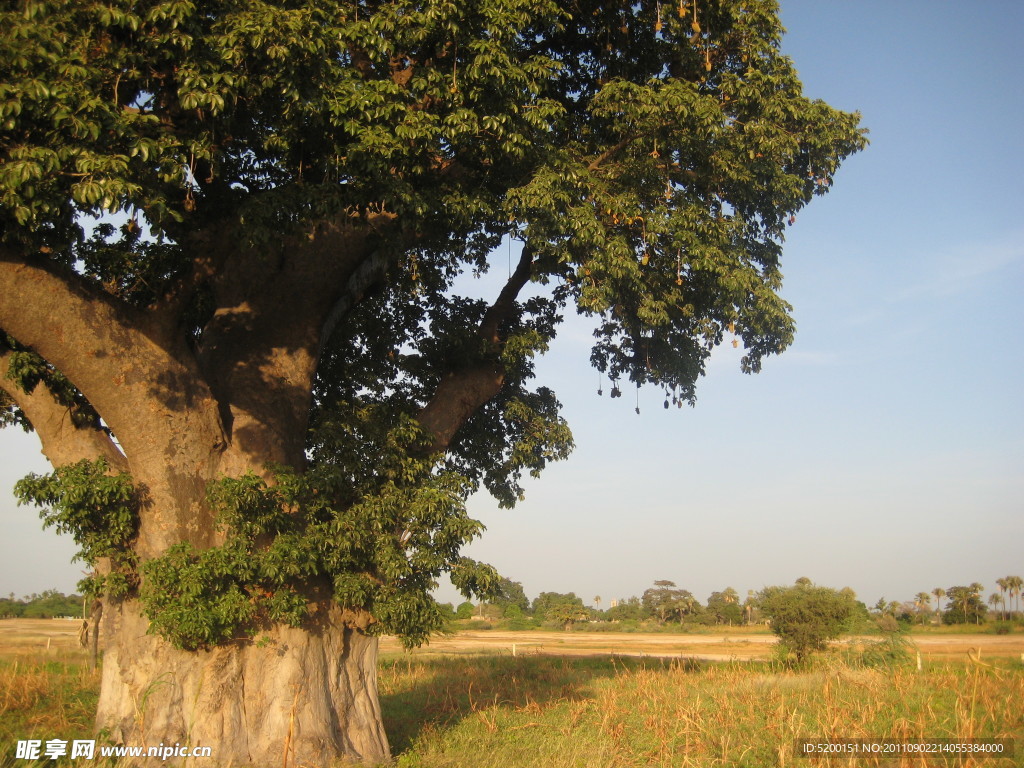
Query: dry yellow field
[[381, 627, 1024, 662], [0, 617, 86, 655], [4, 618, 1022, 662], [3, 619, 1022, 767]]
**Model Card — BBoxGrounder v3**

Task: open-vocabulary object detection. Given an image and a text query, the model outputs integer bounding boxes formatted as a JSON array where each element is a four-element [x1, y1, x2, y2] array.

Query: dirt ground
[[380, 628, 1024, 662], [0, 617, 87, 654], [4, 619, 1019, 663]]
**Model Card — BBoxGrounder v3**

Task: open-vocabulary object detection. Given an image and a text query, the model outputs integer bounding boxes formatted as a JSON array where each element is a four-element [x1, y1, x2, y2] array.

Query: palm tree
[[717, 587, 739, 626], [953, 588, 972, 624], [1007, 576, 1023, 619], [593, 596, 601, 611], [969, 583, 985, 624], [989, 593, 1001, 620], [914, 592, 931, 624], [996, 578, 1009, 621], [932, 587, 946, 620]]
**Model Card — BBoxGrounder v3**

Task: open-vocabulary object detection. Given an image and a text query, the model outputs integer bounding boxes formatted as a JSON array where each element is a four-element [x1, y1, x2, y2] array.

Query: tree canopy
[[642, 579, 700, 623], [2, 0, 864, 661]]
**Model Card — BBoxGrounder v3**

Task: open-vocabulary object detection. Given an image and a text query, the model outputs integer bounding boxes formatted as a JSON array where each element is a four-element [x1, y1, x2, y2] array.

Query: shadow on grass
[[378, 653, 702, 756]]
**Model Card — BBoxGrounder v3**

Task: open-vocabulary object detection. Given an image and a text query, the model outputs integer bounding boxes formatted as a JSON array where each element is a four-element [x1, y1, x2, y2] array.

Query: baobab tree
[[0, 0, 864, 764]]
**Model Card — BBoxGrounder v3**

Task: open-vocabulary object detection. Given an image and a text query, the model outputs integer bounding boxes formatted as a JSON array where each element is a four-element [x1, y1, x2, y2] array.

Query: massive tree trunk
[[0, 357, 395, 765], [0, 217, 534, 767], [96, 600, 389, 766], [0, 227, 405, 766]]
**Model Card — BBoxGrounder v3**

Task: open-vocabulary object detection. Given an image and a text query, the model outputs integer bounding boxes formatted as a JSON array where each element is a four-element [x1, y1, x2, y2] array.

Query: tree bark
[[88, 599, 102, 672], [96, 600, 390, 767]]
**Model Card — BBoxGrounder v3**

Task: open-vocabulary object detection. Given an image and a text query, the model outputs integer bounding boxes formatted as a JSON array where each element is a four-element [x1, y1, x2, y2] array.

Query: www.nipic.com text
[[15, 739, 213, 760]]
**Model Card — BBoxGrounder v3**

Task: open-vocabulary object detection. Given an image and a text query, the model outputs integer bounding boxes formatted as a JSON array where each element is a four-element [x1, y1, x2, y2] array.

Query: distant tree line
[[441, 574, 1023, 631], [0, 590, 84, 618], [8, 575, 1021, 630], [877, 576, 1023, 627]]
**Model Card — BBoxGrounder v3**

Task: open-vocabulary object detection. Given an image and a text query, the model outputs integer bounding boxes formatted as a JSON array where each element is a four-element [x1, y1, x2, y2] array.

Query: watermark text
[[16, 739, 213, 761]]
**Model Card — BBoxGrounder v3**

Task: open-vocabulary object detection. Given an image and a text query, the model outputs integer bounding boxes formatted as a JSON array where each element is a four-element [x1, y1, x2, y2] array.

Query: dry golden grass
[[379, 654, 1024, 767], [0, 619, 84, 656], [0, 653, 100, 759], [1, 620, 1022, 767]]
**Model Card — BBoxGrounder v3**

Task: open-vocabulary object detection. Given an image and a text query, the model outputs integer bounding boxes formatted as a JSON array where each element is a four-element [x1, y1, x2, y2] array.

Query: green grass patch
[[380, 654, 1024, 767], [0, 653, 100, 767]]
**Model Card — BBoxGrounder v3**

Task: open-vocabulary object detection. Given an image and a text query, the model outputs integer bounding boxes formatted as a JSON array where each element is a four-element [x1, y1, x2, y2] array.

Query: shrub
[[759, 581, 856, 664], [858, 632, 915, 669]]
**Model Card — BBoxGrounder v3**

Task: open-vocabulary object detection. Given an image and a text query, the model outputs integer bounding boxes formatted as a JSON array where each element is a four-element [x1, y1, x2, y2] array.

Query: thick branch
[[0, 350, 127, 470], [417, 244, 535, 453], [0, 249, 225, 462], [480, 243, 535, 343], [588, 136, 636, 172], [0, 249, 231, 556]]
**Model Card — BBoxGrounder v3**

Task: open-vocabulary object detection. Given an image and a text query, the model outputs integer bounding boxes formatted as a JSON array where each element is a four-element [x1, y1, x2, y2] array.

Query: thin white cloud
[[776, 349, 844, 367], [895, 231, 1024, 301]]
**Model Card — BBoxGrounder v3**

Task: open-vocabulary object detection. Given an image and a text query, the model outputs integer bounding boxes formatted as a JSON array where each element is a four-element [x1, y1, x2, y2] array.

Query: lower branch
[[417, 244, 536, 453], [0, 350, 127, 470]]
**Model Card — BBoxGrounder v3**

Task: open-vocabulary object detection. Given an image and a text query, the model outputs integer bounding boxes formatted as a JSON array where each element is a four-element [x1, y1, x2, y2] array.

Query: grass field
[[2, 620, 1022, 767]]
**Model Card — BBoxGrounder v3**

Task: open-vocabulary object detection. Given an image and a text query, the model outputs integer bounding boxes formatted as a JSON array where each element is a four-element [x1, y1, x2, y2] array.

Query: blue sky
[[2, 0, 1022, 610]]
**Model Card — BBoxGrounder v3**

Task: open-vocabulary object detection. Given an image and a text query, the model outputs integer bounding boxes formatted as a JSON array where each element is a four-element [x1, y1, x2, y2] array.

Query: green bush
[[858, 632, 915, 669], [759, 581, 857, 665]]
